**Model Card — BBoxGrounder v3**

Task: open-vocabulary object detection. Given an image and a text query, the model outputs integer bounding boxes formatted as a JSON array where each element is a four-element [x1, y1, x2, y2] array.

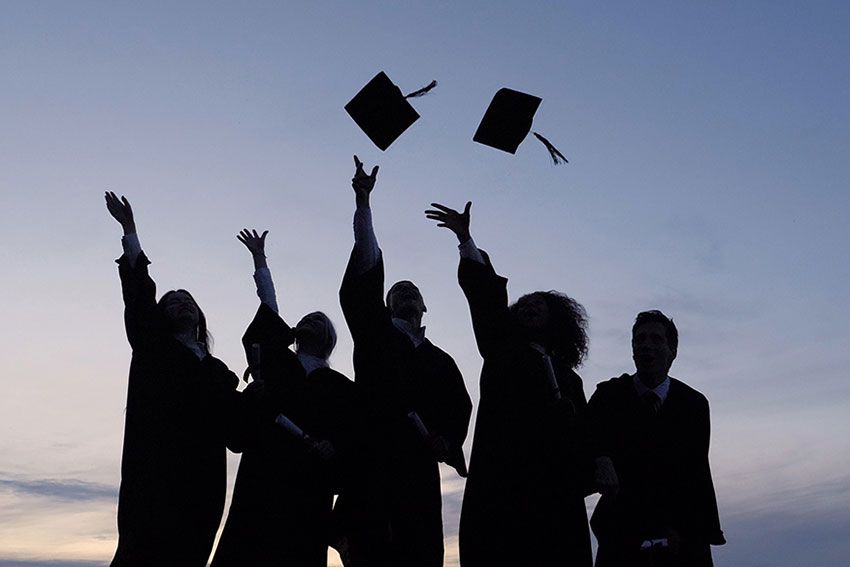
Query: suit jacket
[[587, 374, 725, 551]]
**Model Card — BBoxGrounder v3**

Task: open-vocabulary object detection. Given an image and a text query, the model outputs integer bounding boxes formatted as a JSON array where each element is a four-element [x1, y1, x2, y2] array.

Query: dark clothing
[[339, 249, 472, 567], [457, 252, 593, 567], [587, 374, 725, 567], [212, 304, 364, 567], [111, 253, 239, 567]]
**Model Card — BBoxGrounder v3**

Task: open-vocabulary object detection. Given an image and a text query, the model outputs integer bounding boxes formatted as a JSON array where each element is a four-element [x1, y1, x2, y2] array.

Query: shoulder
[[669, 377, 709, 408], [422, 340, 459, 366], [594, 373, 633, 393]]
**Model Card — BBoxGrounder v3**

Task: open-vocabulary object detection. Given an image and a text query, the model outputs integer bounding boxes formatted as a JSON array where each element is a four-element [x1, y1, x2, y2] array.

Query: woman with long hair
[[426, 201, 594, 567], [211, 229, 363, 567], [105, 192, 239, 567]]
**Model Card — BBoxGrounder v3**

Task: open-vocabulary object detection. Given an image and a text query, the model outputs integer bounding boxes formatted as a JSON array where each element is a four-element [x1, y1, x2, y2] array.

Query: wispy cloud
[[0, 478, 117, 503]]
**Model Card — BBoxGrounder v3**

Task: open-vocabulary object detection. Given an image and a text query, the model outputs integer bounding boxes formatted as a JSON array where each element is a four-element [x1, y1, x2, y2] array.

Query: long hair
[[509, 291, 588, 368], [295, 311, 337, 360], [157, 289, 213, 353]]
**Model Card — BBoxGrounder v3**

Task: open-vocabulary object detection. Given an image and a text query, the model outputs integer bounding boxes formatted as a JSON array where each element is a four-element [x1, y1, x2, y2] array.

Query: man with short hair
[[337, 156, 472, 567], [588, 310, 725, 566]]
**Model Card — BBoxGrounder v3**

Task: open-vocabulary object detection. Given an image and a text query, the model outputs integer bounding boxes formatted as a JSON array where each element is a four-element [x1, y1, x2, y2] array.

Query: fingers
[[260, 230, 268, 242], [370, 165, 379, 178], [463, 201, 472, 215], [428, 202, 453, 213], [353, 155, 362, 169]]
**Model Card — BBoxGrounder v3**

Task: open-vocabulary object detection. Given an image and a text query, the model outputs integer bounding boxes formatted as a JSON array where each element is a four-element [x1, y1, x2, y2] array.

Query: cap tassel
[[404, 80, 438, 98], [533, 132, 568, 165]]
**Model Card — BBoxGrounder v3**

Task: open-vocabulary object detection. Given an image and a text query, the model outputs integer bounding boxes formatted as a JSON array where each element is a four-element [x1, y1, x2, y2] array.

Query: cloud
[[0, 478, 117, 503], [0, 562, 106, 567]]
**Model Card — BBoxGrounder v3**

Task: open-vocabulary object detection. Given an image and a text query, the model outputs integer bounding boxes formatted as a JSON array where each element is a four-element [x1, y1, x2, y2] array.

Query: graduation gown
[[212, 304, 364, 567], [339, 249, 472, 567], [587, 374, 725, 567], [457, 251, 593, 567], [111, 253, 239, 567]]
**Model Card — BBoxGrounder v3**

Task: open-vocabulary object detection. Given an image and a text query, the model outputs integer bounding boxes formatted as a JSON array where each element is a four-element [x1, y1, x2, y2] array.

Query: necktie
[[642, 390, 662, 415]]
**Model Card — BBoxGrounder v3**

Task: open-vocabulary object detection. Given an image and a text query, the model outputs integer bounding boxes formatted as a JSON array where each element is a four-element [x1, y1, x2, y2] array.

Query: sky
[[1, 1, 849, 565]]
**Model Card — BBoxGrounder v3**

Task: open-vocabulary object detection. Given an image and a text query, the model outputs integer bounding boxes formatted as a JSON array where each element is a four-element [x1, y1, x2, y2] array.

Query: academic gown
[[456, 251, 593, 567], [339, 249, 472, 567], [587, 374, 725, 567], [212, 303, 364, 567], [111, 253, 239, 567]]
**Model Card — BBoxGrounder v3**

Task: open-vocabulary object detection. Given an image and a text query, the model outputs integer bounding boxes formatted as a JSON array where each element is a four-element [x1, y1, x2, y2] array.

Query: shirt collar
[[392, 318, 426, 347], [297, 352, 330, 375], [633, 374, 671, 403]]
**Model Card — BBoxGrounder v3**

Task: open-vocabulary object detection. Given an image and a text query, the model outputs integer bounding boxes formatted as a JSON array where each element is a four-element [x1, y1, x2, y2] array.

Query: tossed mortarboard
[[345, 71, 437, 151], [473, 88, 568, 164]]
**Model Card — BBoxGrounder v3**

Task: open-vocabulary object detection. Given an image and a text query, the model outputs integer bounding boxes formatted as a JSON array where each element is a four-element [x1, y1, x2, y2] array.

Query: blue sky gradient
[[1, 2, 848, 565]]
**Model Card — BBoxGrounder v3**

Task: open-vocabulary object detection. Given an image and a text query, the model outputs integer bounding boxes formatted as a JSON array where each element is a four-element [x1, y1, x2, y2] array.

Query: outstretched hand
[[104, 191, 136, 235], [352, 155, 379, 205], [425, 201, 472, 243], [237, 229, 269, 257]]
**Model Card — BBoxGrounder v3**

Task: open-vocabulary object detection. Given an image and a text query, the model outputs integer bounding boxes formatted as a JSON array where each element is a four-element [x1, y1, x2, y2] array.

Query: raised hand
[[237, 229, 269, 270], [424, 201, 472, 243], [104, 191, 136, 235], [352, 155, 379, 206], [237, 229, 269, 257]]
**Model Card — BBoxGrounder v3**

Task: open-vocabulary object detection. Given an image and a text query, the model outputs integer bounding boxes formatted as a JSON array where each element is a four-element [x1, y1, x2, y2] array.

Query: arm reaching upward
[[105, 191, 142, 267], [425, 201, 484, 264], [351, 155, 381, 274], [237, 229, 279, 313]]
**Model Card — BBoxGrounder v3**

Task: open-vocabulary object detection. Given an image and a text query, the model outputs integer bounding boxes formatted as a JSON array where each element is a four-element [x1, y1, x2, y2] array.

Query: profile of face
[[160, 290, 200, 331], [632, 321, 675, 376], [514, 294, 550, 332], [295, 311, 336, 359], [387, 280, 427, 320]]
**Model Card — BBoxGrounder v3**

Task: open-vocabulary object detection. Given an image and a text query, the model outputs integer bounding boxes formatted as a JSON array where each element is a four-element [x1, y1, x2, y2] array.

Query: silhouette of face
[[387, 280, 426, 319], [161, 291, 200, 331], [632, 321, 675, 376], [515, 294, 550, 331]]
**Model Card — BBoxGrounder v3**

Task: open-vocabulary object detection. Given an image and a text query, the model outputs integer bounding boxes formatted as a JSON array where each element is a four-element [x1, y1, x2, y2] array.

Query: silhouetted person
[[426, 201, 594, 567], [588, 310, 725, 567], [212, 229, 363, 567], [105, 192, 239, 567], [339, 157, 472, 567]]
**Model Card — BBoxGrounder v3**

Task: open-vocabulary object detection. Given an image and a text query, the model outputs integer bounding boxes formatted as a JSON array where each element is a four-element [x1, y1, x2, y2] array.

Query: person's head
[[157, 289, 211, 351], [294, 311, 337, 360], [510, 291, 589, 368], [631, 310, 678, 377], [386, 280, 427, 323]]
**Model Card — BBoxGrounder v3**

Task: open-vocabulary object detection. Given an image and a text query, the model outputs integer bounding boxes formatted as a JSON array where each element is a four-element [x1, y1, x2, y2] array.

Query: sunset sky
[[1, 2, 849, 565]]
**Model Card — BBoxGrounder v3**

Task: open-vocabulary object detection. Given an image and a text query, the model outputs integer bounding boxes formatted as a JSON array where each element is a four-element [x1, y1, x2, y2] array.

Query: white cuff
[[121, 233, 142, 267], [253, 267, 279, 313], [458, 238, 484, 264]]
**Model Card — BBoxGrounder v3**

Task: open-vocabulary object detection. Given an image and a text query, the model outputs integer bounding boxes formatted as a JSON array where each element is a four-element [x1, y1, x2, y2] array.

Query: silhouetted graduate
[[339, 157, 472, 567], [212, 230, 364, 567], [426, 201, 593, 567], [105, 192, 239, 567], [587, 311, 725, 567]]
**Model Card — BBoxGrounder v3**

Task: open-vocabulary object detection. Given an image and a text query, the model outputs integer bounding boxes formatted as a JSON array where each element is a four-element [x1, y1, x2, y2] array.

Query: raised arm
[[340, 156, 388, 342], [237, 228, 278, 313], [350, 154, 381, 272], [105, 191, 157, 350], [425, 201, 512, 357]]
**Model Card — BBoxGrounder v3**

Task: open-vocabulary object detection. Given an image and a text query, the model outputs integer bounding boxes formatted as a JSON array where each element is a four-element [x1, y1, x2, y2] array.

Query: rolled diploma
[[275, 413, 307, 441], [408, 411, 430, 439]]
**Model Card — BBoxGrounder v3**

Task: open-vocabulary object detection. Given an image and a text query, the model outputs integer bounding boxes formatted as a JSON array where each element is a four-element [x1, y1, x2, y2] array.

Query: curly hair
[[510, 291, 589, 368]]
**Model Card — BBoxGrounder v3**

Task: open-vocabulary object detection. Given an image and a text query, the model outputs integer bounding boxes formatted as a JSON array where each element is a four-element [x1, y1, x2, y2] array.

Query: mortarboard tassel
[[533, 132, 568, 165], [404, 80, 438, 99]]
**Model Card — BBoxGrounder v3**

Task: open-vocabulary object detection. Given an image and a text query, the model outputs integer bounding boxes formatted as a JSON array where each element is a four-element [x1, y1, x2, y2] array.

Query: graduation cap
[[345, 71, 437, 151], [473, 88, 568, 164]]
